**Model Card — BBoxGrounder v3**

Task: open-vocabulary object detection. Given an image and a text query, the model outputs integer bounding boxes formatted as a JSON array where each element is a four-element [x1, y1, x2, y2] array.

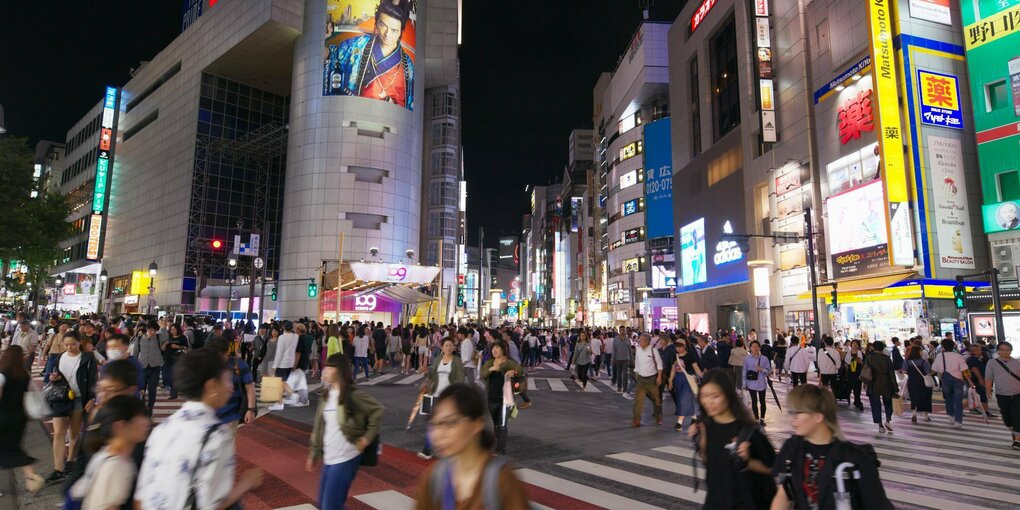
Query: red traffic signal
[[211, 239, 223, 250]]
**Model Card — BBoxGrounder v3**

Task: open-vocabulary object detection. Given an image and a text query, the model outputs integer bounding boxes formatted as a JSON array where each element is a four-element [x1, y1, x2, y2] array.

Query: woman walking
[[865, 340, 899, 433], [413, 384, 530, 509], [480, 341, 522, 455], [264, 326, 280, 378], [0, 346, 44, 494], [307, 354, 384, 510], [687, 370, 776, 509], [743, 340, 772, 426], [773, 335, 788, 381], [571, 331, 593, 390], [666, 338, 701, 431], [414, 327, 430, 372], [162, 323, 188, 399], [904, 345, 933, 423], [729, 338, 749, 390], [47, 331, 97, 483], [843, 340, 865, 411], [418, 338, 464, 459]]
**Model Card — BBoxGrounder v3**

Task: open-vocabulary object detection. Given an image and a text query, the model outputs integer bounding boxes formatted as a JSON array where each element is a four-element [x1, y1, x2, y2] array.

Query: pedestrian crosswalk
[[352, 362, 625, 393]]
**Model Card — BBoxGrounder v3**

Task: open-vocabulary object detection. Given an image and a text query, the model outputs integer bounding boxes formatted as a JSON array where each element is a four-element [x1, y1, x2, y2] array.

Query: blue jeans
[[354, 356, 371, 379], [941, 373, 965, 424], [868, 394, 893, 424], [319, 455, 362, 510]]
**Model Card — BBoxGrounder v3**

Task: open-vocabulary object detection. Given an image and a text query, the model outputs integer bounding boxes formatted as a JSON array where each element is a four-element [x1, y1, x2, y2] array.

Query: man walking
[[817, 337, 841, 388], [136, 320, 165, 416], [632, 334, 663, 427], [612, 332, 632, 393]]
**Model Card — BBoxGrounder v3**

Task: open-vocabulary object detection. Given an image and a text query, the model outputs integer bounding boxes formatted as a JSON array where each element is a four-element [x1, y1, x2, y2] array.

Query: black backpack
[[191, 328, 207, 350]]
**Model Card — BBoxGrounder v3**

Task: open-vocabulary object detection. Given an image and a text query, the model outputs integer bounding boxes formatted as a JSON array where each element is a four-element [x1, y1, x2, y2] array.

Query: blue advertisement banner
[[644, 119, 674, 239]]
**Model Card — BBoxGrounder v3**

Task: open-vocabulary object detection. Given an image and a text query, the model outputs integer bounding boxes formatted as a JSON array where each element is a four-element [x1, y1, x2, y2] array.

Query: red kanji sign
[[837, 89, 875, 145]]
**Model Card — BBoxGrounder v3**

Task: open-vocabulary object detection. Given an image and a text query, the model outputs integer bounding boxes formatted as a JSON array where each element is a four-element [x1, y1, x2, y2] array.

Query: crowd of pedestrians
[[3, 308, 1020, 509]]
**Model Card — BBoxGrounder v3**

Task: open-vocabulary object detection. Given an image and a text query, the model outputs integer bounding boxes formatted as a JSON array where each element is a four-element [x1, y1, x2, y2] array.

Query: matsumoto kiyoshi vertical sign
[[866, 0, 907, 203], [643, 119, 673, 239], [927, 136, 975, 268]]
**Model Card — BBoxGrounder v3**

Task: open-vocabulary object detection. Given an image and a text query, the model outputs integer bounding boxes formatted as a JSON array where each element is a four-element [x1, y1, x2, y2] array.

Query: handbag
[[892, 396, 905, 416], [510, 374, 526, 394], [258, 376, 283, 402], [25, 385, 52, 420], [420, 394, 435, 415], [910, 360, 935, 388], [860, 355, 873, 384], [677, 357, 699, 395], [43, 378, 71, 402]]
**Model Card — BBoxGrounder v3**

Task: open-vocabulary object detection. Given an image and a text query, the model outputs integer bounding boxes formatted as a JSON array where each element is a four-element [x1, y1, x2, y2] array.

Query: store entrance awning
[[375, 285, 437, 305], [799, 271, 916, 300]]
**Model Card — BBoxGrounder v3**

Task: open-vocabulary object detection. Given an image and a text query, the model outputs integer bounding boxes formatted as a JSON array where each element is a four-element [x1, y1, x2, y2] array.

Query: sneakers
[[987, 412, 998, 419], [952, 421, 964, 428], [969, 408, 983, 416], [924, 414, 932, 422], [45, 470, 66, 484], [674, 422, 684, 431], [292, 400, 309, 408], [884, 421, 893, 433], [417, 450, 434, 460], [519, 402, 532, 409], [878, 424, 887, 433], [1012, 440, 1020, 450], [267, 403, 285, 411], [911, 415, 918, 423]]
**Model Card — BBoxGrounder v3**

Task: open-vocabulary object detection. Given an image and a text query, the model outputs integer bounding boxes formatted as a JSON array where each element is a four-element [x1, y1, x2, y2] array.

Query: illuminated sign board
[[714, 221, 744, 265], [620, 170, 638, 189], [826, 180, 890, 277], [755, 1, 777, 142], [324, 0, 418, 111], [129, 270, 151, 296], [680, 216, 749, 293], [690, 0, 719, 33], [349, 262, 440, 284], [643, 119, 674, 239], [619, 142, 639, 161], [100, 128, 112, 151], [622, 198, 640, 217], [92, 157, 109, 213], [623, 228, 642, 245], [680, 218, 707, 286], [838, 89, 875, 144], [866, 0, 907, 202], [85, 214, 103, 261], [917, 69, 963, 130], [623, 257, 640, 273], [354, 294, 378, 311]]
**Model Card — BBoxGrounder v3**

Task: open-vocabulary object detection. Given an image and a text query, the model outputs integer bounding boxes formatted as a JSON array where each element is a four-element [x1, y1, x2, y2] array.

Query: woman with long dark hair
[[163, 323, 188, 399], [571, 330, 594, 390], [688, 369, 775, 509], [0, 345, 44, 493], [480, 340, 522, 455], [904, 345, 933, 423], [414, 384, 530, 509], [307, 353, 385, 510]]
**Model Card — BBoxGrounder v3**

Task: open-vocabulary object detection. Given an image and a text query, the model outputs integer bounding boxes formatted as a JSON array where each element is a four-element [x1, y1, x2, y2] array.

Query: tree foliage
[[0, 137, 72, 291]]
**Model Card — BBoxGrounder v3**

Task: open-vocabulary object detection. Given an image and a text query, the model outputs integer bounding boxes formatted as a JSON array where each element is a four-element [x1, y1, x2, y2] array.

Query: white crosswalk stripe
[[353, 490, 415, 509]]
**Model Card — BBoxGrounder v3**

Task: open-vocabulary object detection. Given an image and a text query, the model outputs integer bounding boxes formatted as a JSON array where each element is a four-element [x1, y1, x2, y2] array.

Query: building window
[[432, 91, 457, 118], [985, 80, 1008, 113], [430, 181, 457, 207], [690, 57, 702, 156], [710, 18, 740, 140], [428, 211, 456, 239], [430, 150, 457, 177], [997, 170, 1020, 202], [431, 120, 458, 147]]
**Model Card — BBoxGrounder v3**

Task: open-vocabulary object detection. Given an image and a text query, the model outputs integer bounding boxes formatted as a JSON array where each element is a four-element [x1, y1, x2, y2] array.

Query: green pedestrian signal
[[831, 289, 838, 309], [271, 287, 277, 301], [457, 291, 465, 307], [307, 282, 318, 298], [953, 284, 966, 309]]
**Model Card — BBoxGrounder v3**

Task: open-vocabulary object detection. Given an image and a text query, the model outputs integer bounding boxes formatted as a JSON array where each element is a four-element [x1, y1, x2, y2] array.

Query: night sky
[[0, 1, 683, 246]]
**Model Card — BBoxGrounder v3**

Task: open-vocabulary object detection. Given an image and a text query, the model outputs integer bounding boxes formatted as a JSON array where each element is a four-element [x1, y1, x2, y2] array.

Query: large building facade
[[50, 0, 461, 321]]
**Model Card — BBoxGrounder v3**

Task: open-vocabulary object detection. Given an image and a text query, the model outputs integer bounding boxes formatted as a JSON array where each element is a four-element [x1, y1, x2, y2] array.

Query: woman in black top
[[480, 340, 522, 456], [688, 369, 775, 509], [864, 341, 899, 433], [773, 336, 788, 382], [0, 346, 44, 493], [162, 323, 188, 399]]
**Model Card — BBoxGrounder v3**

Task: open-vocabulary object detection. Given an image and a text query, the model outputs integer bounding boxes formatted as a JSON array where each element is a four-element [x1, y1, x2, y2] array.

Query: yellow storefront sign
[[866, 0, 907, 203], [129, 270, 151, 296], [964, 3, 1020, 51]]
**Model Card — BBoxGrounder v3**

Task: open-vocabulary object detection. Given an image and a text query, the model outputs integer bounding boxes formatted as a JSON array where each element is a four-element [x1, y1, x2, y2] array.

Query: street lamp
[[54, 276, 63, 314], [99, 269, 108, 315], [147, 261, 158, 315], [227, 258, 238, 321]]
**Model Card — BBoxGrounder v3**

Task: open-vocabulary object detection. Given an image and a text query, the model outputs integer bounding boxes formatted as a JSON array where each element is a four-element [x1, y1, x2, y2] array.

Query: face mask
[[107, 349, 125, 361]]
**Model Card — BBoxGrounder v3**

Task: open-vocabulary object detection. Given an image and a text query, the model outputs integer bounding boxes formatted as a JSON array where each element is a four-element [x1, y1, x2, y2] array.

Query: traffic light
[[307, 282, 318, 298], [831, 289, 838, 309], [953, 284, 966, 309], [210, 239, 224, 250], [271, 287, 277, 301], [457, 291, 465, 307]]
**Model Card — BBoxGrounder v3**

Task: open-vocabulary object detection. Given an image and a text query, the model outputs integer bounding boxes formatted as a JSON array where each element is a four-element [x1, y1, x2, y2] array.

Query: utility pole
[[805, 207, 822, 341], [478, 226, 484, 322]]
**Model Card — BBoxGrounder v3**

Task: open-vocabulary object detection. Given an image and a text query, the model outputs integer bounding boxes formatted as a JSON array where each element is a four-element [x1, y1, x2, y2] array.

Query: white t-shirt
[[460, 338, 476, 368], [591, 338, 603, 356], [274, 332, 298, 369], [353, 336, 371, 357], [73, 448, 137, 510], [323, 389, 360, 465], [59, 352, 83, 395], [435, 360, 453, 396]]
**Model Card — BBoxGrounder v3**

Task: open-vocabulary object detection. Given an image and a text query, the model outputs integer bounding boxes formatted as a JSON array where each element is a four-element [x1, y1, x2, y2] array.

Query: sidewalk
[[3, 420, 63, 510]]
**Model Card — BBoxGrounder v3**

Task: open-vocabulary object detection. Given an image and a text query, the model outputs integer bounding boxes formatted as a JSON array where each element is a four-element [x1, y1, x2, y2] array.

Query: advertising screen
[[826, 180, 889, 277], [643, 119, 674, 239], [620, 170, 638, 189], [324, 0, 417, 110], [652, 264, 677, 290], [680, 218, 707, 287]]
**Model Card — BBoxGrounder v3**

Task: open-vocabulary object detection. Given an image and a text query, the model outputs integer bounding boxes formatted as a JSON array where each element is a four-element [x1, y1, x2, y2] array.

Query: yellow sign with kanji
[[866, 0, 907, 202], [964, 3, 1020, 50], [917, 70, 964, 129]]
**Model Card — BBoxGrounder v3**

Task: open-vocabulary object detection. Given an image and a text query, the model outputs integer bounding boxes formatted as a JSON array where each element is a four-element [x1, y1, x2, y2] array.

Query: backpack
[[191, 328, 207, 350], [430, 456, 515, 510]]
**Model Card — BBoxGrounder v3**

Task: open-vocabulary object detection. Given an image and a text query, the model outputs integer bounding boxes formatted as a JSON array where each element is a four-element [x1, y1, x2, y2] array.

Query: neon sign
[[87, 86, 118, 261], [355, 295, 378, 311], [714, 221, 744, 265], [691, 0, 719, 33]]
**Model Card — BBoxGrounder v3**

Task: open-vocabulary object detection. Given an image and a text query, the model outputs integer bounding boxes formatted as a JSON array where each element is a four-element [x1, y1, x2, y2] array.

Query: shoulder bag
[[677, 355, 700, 395], [910, 359, 935, 388], [995, 358, 1020, 383], [25, 381, 52, 420], [860, 354, 873, 384]]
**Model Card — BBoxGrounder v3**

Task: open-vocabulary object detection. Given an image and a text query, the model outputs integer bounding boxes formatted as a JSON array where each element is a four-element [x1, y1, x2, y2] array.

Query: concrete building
[[49, 0, 461, 320], [593, 21, 670, 328], [668, 0, 986, 341]]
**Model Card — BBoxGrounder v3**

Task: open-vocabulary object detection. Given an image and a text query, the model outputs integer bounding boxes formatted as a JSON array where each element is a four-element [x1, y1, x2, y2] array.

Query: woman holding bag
[[667, 338, 701, 432], [480, 341, 522, 456], [0, 345, 44, 494], [905, 345, 934, 423], [864, 341, 899, 434], [417, 338, 464, 459], [743, 340, 772, 426]]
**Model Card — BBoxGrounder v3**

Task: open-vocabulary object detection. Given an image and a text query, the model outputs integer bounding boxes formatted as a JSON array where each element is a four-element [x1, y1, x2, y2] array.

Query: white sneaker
[[952, 421, 964, 428], [267, 403, 285, 411], [292, 400, 309, 408]]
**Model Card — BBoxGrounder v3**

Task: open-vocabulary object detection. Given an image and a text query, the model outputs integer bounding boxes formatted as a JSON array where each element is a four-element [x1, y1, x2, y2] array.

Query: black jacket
[[774, 436, 894, 510], [696, 345, 722, 371]]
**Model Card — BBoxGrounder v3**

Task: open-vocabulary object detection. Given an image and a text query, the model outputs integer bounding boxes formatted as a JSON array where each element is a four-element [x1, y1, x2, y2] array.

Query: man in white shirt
[[632, 334, 663, 427], [785, 337, 814, 387], [458, 329, 479, 386], [12, 320, 40, 370], [353, 328, 372, 380], [817, 337, 841, 388], [933, 338, 970, 427], [590, 334, 603, 378], [273, 321, 299, 382]]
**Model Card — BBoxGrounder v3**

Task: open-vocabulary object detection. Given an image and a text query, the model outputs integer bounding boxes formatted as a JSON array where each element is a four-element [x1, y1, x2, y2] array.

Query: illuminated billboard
[[323, 0, 417, 111], [826, 180, 889, 277], [643, 119, 674, 239], [680, 218, 707, 287]]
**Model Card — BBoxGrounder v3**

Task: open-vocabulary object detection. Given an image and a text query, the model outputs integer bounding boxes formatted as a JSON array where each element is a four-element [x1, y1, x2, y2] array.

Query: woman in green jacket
[[418, 337, 465, 459], [480, 340, 522, 455], [306, 353, 385, 510]]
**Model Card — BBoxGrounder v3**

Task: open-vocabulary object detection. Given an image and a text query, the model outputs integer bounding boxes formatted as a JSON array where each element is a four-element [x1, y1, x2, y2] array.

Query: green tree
[[19, 191, 72, 290], [0, 137, 35, 262]]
